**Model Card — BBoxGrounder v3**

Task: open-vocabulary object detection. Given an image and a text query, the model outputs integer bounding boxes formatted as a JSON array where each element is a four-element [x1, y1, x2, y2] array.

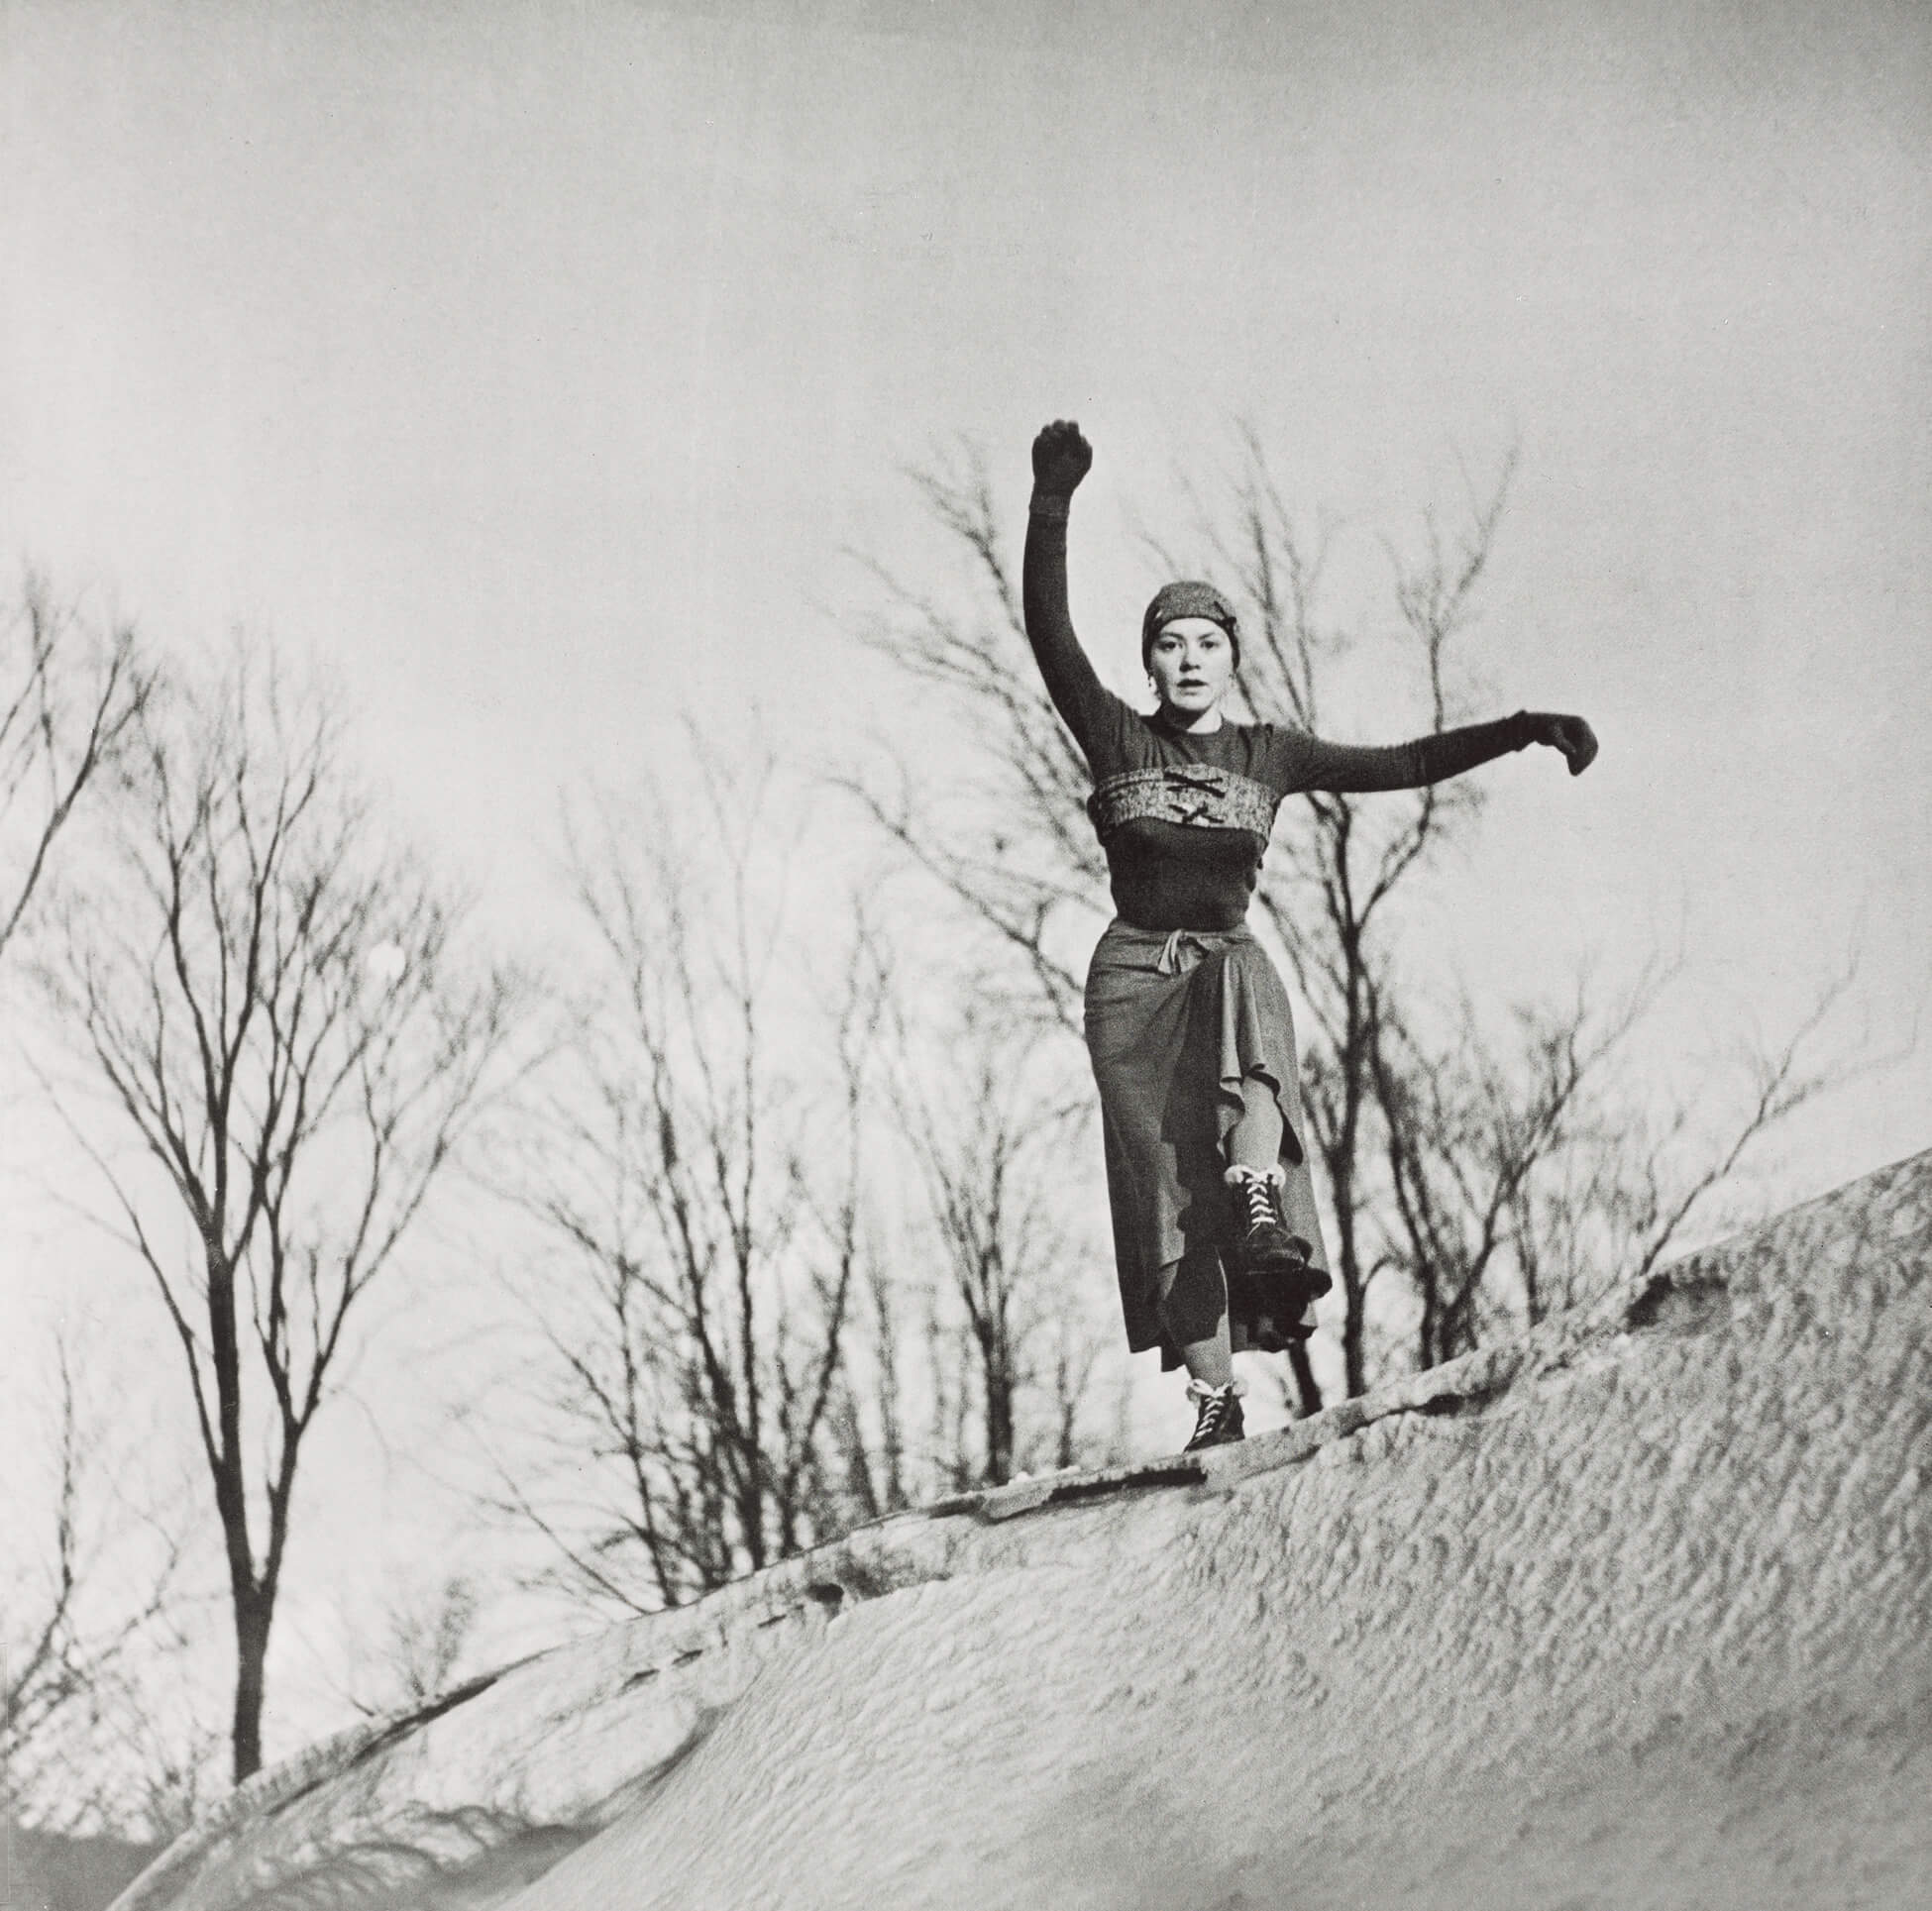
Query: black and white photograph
[[3, 2, 1927, 1905]]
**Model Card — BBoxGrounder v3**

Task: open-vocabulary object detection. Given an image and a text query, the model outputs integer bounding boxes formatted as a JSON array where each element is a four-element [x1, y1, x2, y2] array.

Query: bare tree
[[34, 645, 528, 1783], [0, 575, 154, 965], [1526, 971, 1867, 1321], [822, 1249, 913, 1527], [1370, 975, 1660, 1369], [1362, 944, 1869, 1373], [891, 1001, 1107, 1488], [1195, 438, 1516, 1400], [2, 1328, 188, 1832], [318, 1573, 483, 1724], [480, 755, 890, 1616], [377, 1577, 479, 1711]]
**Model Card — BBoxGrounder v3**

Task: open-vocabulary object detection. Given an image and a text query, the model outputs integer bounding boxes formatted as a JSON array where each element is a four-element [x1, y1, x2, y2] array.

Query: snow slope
[[115, 1148, 1932, 1910]]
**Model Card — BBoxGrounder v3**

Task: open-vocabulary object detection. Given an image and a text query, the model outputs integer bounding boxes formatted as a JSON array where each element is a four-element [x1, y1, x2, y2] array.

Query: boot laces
[[1238, 1172, 1275, 1232], [1186, 1377, 1242, 1443]]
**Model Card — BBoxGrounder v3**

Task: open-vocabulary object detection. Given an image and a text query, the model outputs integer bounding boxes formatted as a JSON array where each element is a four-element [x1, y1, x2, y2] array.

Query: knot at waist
[[1156, 926, 1249, 976], [1096, 918, 1257, 977]]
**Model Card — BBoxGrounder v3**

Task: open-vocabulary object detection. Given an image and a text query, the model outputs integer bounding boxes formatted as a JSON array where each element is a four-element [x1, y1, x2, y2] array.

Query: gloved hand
[[1031, 419, 1093, 498], [1523, 711, 1599, 776]]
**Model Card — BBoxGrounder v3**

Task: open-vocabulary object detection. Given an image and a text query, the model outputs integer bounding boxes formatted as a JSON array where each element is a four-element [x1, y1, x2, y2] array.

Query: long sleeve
[[1267, 712, 1536, 796], [1021, 494, 1130, 769]]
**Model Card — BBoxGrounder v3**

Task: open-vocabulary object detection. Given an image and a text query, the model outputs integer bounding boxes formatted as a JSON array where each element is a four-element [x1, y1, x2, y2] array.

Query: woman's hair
[[1140, 581, 1241, 671]]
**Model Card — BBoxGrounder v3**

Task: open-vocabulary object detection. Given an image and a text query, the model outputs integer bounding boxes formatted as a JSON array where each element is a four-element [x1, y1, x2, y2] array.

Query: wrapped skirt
[[1083, 920, 1330, 1368]]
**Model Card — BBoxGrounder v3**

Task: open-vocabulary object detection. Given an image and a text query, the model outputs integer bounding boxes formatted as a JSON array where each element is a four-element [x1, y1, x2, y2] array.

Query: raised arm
[[1272, 711, 1598, 795], [1022, 420, 1127, 764]]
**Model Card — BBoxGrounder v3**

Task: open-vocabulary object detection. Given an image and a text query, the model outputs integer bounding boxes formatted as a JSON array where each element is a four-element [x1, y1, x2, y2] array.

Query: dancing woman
[[1022, 420, 1597, 1451]]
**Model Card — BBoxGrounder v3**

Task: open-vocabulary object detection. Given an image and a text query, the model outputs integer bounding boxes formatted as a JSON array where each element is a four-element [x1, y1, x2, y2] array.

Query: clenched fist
[[1523, 711, 1599, 776], [1031, 419, 1093, 498]]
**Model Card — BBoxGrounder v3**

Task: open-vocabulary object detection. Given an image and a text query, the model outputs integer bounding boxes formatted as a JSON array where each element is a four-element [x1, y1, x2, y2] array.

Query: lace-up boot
[[1183, 1377, 1245, 1451], [1226, 1165, 1333, 1312]]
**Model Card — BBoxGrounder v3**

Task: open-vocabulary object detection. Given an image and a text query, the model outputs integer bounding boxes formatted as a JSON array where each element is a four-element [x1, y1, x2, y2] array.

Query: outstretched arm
[[1276, 711, 1598, 795], [1022, 420, 1127, 764]]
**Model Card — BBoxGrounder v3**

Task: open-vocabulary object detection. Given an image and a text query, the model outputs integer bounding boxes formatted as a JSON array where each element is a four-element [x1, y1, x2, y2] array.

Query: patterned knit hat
[[1140, 581, 1240, 669]]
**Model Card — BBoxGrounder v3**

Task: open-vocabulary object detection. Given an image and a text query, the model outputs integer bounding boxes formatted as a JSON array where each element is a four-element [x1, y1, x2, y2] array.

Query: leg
[[1224, 1069, 1329, 1328], [1226, 1069, 1284, 1175], [1169, 1323, 1234, 1390], [1224, 1071, 1305, 1274], [1160, 1254, 1244, 1450], [1158, 1249, 1232, 1386]]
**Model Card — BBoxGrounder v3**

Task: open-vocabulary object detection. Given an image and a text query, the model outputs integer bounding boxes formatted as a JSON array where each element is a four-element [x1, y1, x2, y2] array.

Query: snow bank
[[116, 1149, 1932, 1911]]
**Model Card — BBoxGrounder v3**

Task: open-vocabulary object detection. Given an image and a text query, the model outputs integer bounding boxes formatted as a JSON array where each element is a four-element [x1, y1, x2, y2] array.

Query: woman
[[1022, 419, 1597, 1451]]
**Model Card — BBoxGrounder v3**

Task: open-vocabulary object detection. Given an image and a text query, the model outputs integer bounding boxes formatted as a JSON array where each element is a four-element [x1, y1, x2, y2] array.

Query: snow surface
[[115, 1149, 1932, 1911]]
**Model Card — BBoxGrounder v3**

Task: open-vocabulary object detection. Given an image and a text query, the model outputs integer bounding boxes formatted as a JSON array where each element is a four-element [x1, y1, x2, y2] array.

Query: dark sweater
[[1022, 496, 1534, 930]]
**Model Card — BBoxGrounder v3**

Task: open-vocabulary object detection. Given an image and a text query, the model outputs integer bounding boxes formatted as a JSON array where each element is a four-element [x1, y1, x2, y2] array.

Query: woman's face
[[1147, 617, 1235, 720]]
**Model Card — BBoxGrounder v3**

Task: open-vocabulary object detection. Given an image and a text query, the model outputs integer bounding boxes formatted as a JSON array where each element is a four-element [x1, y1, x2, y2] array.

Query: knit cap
[[1140, 581, 1241, 668]]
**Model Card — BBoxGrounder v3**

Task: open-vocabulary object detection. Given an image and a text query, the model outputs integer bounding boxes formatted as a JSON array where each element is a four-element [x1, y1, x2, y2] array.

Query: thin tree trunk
[[1330, 1147, 1369, 1400], [1286, 1339, 1322, 1417], [231, 1590, 272, 1783], [983, 1329, 1016, 1485]]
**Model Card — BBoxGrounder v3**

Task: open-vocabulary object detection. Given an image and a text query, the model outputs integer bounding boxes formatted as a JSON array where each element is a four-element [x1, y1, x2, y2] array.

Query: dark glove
[[1031, 419, 1093, 498], [1522, 711, 1599, 776]]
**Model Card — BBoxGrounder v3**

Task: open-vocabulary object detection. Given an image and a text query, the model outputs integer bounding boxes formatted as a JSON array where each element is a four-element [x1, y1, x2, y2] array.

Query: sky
[[3, 0, 1928, 1771]]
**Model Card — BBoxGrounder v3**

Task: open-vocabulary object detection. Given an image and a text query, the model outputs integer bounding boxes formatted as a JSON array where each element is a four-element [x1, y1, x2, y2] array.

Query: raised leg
[[1226, 1069, 1284, 1175]]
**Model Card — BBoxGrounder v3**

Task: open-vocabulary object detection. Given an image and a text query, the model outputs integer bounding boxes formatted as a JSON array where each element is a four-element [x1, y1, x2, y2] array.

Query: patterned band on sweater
[[1087, 765, 1282, 843]]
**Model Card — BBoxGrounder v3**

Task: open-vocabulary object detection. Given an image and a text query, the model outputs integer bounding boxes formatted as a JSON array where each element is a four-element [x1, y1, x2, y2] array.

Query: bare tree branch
[[33, 643, 530, 1782], [888, 993, 1104, 1488], [0, 577, 157, 964], [483, 751, 895, 1615], [3, 1327, 189, 1831]]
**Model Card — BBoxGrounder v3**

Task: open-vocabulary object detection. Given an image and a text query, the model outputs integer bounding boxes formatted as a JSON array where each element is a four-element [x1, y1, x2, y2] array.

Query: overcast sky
[[4, 0, 1927, 1756]]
